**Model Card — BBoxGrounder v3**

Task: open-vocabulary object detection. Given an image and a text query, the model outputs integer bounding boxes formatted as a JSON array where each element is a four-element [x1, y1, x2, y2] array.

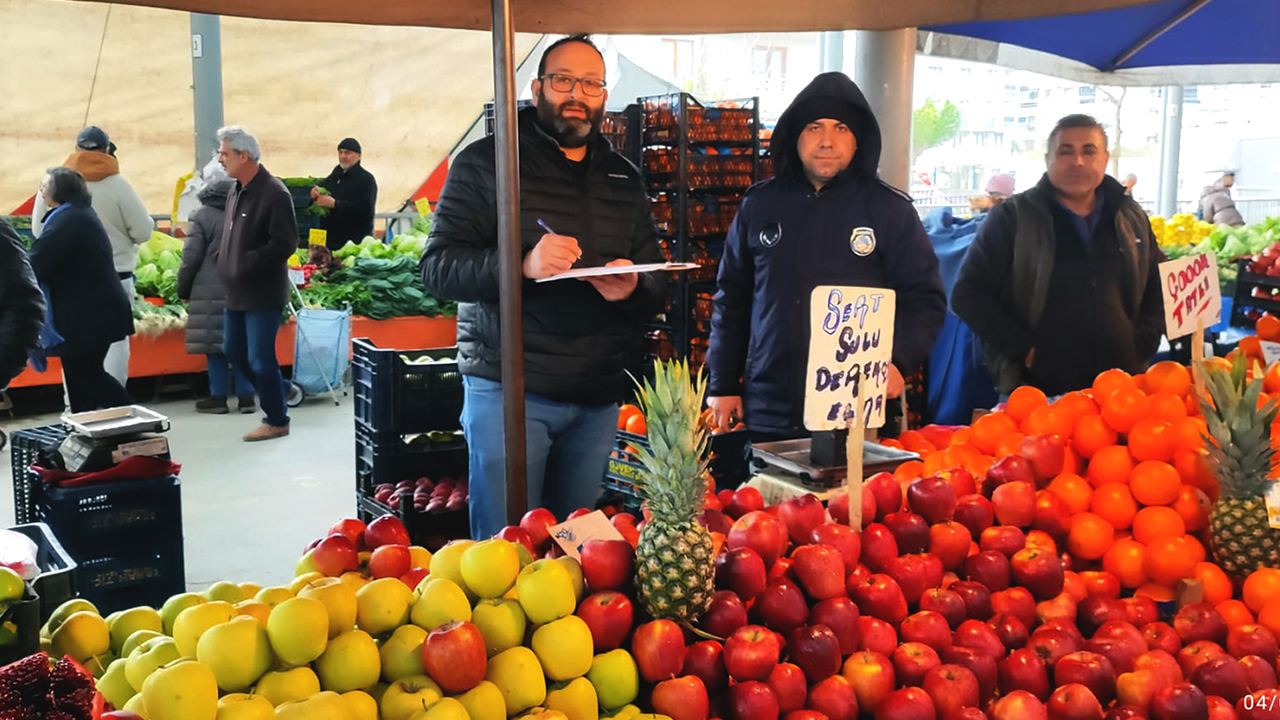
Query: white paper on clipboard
[[534, 262, 700, 283]]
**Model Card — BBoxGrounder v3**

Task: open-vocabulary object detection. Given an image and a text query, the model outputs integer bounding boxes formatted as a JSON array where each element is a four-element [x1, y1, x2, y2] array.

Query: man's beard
[[536, 95, 603, 149], [339, 161, 355, 171]]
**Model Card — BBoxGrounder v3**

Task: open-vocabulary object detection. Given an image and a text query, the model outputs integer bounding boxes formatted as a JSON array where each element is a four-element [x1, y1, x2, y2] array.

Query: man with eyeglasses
[[422, 34, 666, 539]]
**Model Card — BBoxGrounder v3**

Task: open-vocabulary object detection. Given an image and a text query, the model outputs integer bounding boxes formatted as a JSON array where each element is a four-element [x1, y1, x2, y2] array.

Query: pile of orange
[[618, 403, 647, 436]]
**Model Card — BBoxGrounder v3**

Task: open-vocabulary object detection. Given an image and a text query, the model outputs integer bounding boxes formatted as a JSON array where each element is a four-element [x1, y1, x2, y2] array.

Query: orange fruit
[[1023, 406, 1073, 439], [1102, 387, 1151, 434], [1072, 415, 1118, 458], [1257, 314, 1280, 342], [918, 425, 955, 450], [1145, 361, 1193, 397], [1132, 506, 1186, 544], [1144, 537, 1198, 586], [1243, 568, 1280, 613], [1174, 417, 1209, 452], [1087, 445, 1135, 487], [1007, 386, 1048, 423], [1183, 536, 1207, 564], [879, 438, 905, 450], [1091, 484, 1139, 529], [971, 412, 1019, 456], [1147, 392, 1189, 422], [1127, 419, 1179, 463], [1129, 460, 1182, 506], [618, 404, 642, 430], [994, 432, 1027, 460], [1067, 512, 1115, 561], [1094, 369, 1137, 405], [1136, 583, 1177, 602], [1194, 562, 1234, 606], [1265, 364, 1280, 395], [1063, 448, 1085, 475], [899, 431, 938, 455], [951, 427, 973, 446], [1258, 599, 1280, 639], [1239, 336, 1264, 361], [1102, 538, 1149, 588], [1217, 599, 1256, 628], [894, 460, 925, 483], [1048, 472, 1093, 514], [1171, 485, 1211, 532], [625, 412, 647, 435], [1055, 392, 1100, 426]]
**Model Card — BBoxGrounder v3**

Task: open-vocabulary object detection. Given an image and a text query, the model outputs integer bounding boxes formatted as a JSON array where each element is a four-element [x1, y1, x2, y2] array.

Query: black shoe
[[196, 396, 230, 414], [237, 395, 256, 414]]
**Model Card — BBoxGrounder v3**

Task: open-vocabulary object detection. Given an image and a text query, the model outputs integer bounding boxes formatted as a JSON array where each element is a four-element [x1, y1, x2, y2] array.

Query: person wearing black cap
[[705, 72, 946, 439], [312, 138, 377, 250]]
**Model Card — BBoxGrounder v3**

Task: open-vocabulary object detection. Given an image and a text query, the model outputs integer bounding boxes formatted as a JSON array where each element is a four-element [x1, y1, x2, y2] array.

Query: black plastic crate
[[32, 475, 183, 560], [74, 548, 185, 614], [605, 428, 750, 499], [10, 425, 68, 524], [8, 523, 77, 623], [355, 424, 468, 495], [353, 338, 464, 435]]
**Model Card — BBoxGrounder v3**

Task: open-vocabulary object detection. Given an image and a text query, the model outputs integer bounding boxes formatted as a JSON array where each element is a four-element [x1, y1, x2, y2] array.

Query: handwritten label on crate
[[1261, 341, 1280, 366], [607, 457, 643, 483], [111, 436, 169, 464], [804, 286, 896, 431], [1160, 254, 1221, 339], [308, 228, 328, 247], [548, 510, 625, 561], [415, 198, 432, 216]]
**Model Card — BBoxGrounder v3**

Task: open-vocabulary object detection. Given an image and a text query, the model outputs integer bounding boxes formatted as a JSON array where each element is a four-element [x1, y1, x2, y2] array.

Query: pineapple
[[1200, 357, 1280, 575], [631, 359, 716, 622]]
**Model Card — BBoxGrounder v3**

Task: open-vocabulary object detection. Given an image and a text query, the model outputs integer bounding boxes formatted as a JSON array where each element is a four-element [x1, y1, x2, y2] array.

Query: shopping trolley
[[286, 271, 350, 407]]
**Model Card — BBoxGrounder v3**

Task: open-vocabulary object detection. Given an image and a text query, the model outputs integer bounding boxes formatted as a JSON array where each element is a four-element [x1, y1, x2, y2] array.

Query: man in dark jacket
[[0, 219, 45, 388], [313, 138, 377, 250], [705, 72, 946, 439], [215, 126, 298, 441], [952, 114, 1165, 398], [421, 35, 666, 539]]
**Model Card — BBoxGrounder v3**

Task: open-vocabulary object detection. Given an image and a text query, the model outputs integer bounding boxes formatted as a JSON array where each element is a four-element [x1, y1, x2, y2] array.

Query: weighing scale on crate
[[55, 406, 171, 473], [746, 433, 919, 504]]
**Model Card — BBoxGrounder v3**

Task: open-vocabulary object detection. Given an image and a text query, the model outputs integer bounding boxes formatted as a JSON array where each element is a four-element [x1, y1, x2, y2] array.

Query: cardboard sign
[[1261, 341, 1280, 366], [308, 228, 328, 247], [1160, 254, 1221, 340], [548, 510, 625, 560], [803, 286, 896, 431], [415, 197, 432, 216]]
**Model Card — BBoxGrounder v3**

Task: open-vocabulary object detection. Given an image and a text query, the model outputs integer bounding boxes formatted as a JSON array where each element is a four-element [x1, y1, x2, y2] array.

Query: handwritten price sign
[[803, 286, 896, 431], [1160, 254, 1221, 340]]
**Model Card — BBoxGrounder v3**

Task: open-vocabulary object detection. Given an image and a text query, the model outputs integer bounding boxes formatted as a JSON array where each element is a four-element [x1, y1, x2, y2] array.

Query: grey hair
[[216, 126, 261, 161]]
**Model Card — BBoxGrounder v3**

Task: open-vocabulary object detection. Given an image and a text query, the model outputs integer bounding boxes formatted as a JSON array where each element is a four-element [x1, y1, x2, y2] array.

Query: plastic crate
[[32, 475, 183, 559], [74, 548, 185, 614], [8, 523, 77, 623], [9, 425, 68, 524], [604, 429, 751, 500], [0, 585, 41, 665], [352, 338, 464, 435], [356, 495, 469, 550], [355, 424, 468, 495]]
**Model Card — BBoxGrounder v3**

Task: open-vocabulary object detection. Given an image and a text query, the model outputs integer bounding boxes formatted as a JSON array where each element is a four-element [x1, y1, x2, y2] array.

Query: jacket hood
[[771, 72, 882, 183], [1202, 179, 1229, 197], [64, 150, 119, 182], [198, 179, 233, 208]]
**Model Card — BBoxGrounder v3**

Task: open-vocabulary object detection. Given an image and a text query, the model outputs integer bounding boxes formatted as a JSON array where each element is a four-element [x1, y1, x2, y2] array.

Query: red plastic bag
[[31, 455, 181, 488]]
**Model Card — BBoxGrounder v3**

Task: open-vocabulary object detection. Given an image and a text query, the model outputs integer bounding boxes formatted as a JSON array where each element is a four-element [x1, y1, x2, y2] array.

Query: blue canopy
[[927, 0, 1280, 72]]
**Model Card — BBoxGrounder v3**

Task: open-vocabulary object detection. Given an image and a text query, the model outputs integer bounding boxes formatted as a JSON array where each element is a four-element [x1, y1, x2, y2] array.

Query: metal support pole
[[818, 31, 844, 74], [1157, 85, 1184, 218], [491, 0, 528, 526], [189, 13, 224, 171], [854, 29, 917, 190]]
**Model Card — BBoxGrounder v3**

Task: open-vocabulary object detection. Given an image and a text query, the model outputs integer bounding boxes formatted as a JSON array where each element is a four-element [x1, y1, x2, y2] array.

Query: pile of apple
[[371, 475, 469, 517]]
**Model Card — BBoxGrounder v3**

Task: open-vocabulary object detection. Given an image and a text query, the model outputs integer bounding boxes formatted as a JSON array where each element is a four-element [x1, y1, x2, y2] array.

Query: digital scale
[[57, 406, 171, 473], [751, 436, 919, 489]]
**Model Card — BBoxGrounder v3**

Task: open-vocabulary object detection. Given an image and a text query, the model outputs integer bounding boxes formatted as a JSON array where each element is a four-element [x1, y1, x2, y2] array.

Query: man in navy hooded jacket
[[706, 72, 946, 439]]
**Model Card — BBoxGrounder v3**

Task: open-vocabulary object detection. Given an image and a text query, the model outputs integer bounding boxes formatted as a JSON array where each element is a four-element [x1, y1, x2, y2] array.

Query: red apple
[[701, 508, 733, 535], [423, 620, 488, 694], [963, 551, 1011, 591], [850, 574, 908, 625], [990, 612, 1030, 651], [1039, 618, 1086, 645], [1049, 684, 1105, 720], [925, 664, 980, 719], [953, 618, 1005, 659], [1078, 596, 1127, 637], [867, 472, 904, 520], [369, 544, 412, 580], [993, 690, 1051, 720], [779, 494, 827, 545], [1239, 655, 1279, 693], [860, 524, 899, 572], [1180, 641, 1230, 679], [401, 567, 429, 591], [793, 544, 847, 601], [954, 494, 997, 540], [754, 579, 810, 634], [919, 552, 945, 590], [767, 662, 808, 714], [364, 515, 411, 549], [1145, 622, 1185, 655], [578, 539, 634, 593], [992, 587, 1039, 630], [928, 522, 973, 571], [1208, 695, 1240, 720], [892, 642, 943, 688], [902, 611, 953, 654], [653, 675, 711, 720], [920, 588, 967, 629], [944, 646, 999, 702], [725, 625, 782, 682], [1192, 656, 1250, 704], [1013, 546, 1066, 600], [769, 554, 797, 584], [728, 511, 788, 569], [728, 680, 780, 720], [1087, 627, 1144, 674], [1228, 626, 1280, 660], [1000, 647, 1051, 700], [1150, 683, 1209, 720], [883, 512, 930, 554], [789, 624, 842, 682], [1123, 597, 1161, 627], [809, 597, 861, 655], [313, 534, 360, 577], [1079, 571, 1123, 600], [1028, 627, 1085, 668], [682, 640, 728, 692], [1176, 603, 1230, 646], [1117, 669, 1162, 710], [908, 476, 959, 524], [726, 486, 766, 519], [1033, 490, 1073, 541], [843, 650, 897, 715], [811, 523, 861, 574], [808, 674, 858, 720], [859, 616, 899, 656], [717, 489, 735, 511], [700, 589, 749, 639], [885, 554, 930, 606], [520, 508, 557, 549], [993, 481, 1038, 528], [716, 546, 768, 602], [985, 455, 1036, 494], [1021, 435, 1066, 483], [981, 526, 1028, 557], [1056, 652, 1118, 705], [576, 591, 634, 651], [496, 525, 536, 554], [633, 619, 686, 683], [784, 712, 829, 720], [329, 517, 367, 548], [1038, 593, 1079, 625], [873, 687, 936, 720], [950, 581, 994, 621], [1138, 649, 1187, 686]]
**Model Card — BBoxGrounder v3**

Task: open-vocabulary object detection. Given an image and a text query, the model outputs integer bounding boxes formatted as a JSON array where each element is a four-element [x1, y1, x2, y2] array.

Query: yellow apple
[[555, 557, 586, 603], [196, 615, 274, 692], [233, 599, 271, 627], [632, 715, 674, 720], [107, 606, 163, 655], [545, 676, 599, 720], [417, 697, 471, 719], [599, 707, 640, 720], [471, 598, 527, 658], [45, 598, 99, 636], [173, 601, 235, 657], [315, 628, 380, 692], [254, 586, 295, 609], [266, 596, 329, 667], [380, 674, 443, 720], [455, 680, 508, 720], [139, 657, 219, 720], [514, 709, 571, 720], [532, 616, 593, 681], [516, 560, 576, 625], [289, 571, 325, 593], [410, 578, 471, 631], [120, 629, 165, 659], [427, 540, 476, 599], [51, 611, 110, 663], [486, 646, 547, 716], [274, 690, 349, 720], [253, 666, 320, 706], [409, 546, 433, 568], [239, 582, 263, 599], [341, 689, 379, 720], [216, 692, 274, 720], [340, 571, 372, 592], [379, 624, 428, 682], [295, 550, 321, 577], [204, 580, 245, 604], [83, 651, 115, 679], [460, 539, 521, 599], [159, 593, 205, 636], [96, 657, 136, 709], [586, 650, 639, 710], [299, 577, 359, 638], [123, 692, 149, 716], [357, 577, 415, 635], [126, 636, 182, 692]]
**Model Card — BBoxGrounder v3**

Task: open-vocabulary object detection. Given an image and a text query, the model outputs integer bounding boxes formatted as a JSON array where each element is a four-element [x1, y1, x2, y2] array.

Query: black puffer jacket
[[421, 107, 666, 406], [0, 219, 44, 386], [178, 181, 233, 355]]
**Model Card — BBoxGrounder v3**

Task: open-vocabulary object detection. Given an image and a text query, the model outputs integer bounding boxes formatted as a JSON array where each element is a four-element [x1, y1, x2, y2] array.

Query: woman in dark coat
[[29, 167, 133, 412], [178, 179, 255, 414]]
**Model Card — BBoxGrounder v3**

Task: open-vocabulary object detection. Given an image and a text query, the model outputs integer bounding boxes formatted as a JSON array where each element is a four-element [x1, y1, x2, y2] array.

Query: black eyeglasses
[[540, 74, 607, 97]]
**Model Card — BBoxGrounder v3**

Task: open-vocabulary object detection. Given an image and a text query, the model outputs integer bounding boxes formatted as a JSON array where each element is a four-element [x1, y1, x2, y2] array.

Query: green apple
[[216, 692, 274, 720], [471, 598, 527, 658], [195, 615, 273, 692], [486, 647, 547, 716], [204, 580, 245, 604], [455, 680, 508, 720], [532, 615, 593, 681], [299, 577, 358, 639], [45, 598, 99, 637], [370, 680, 390, 705], [555, 557, 586, 603], [418, 697, 471, 719], [427, 540, 476, 599], [266, 596, 329, 667], [340, 571, 372, 592], [233, 599, 270, 626], [289, 571, 325, 594], [0, 567, 24, 603], [295, 550, 321, 577], [96, 657, 136, 709], [601, 706, 640, 720], [587, 650, 639, 710], [107, 606, 163, 654], [84, 650, 115, 679], [253, 666, 320, 706], [315, 628, 379, 692], [126, 636, 183, 691], [380, 674, 443, 720], [254, 586, 295, 608], [51, 610, 110, 663], [121, 629, 165, 659], [123, 692, 149, 716], [546, 676, 599, 720], [274, 690, 349, 720], [515, 560, 576, 625], [514, 543, 535, 569], [139, 657, 219, 720], [410, 578, 471, 631], [341, 689, 379, 720], [160, 593, 205, 635], [356, 577, 415, 636], [379, 624, 428, 682], [408, 546, 433, 568], [173, 601, 235, 657], [460, 539, 521, 599]]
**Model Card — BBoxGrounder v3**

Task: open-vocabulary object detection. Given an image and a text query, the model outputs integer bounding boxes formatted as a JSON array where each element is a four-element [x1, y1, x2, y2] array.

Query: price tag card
[[288, 268, 306, 287], [1160, 254, 1221, 340], [308, 228, 328, 247], [415, 197, 432, 216], [803, 286, 896, 431], [1261, 341, 1280, 366], [1267, 481, 1280, 530], [548, 510, 625, 560]]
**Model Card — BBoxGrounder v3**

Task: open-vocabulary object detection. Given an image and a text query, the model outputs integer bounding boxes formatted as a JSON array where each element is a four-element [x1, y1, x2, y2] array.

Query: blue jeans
[[223, 310, 289, 427], [206, 352, 254, 398], [461, 375, 620, 539]]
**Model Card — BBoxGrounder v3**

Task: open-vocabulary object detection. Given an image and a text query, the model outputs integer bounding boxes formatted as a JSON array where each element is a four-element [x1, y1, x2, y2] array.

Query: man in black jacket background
[[0, 218, 45, 389], [313, 138, 377, 250], [421, 35, 666, 539]]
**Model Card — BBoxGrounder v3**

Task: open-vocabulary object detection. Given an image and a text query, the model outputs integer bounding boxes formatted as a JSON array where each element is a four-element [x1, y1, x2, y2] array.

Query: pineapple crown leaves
[[630, 359, 711, 523], [1198, 355, 1278, 491]]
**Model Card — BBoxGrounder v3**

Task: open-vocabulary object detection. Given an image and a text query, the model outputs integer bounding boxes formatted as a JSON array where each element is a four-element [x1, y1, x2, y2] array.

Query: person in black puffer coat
[[178, 179, 256, 415], [0, 218, 45, 388]]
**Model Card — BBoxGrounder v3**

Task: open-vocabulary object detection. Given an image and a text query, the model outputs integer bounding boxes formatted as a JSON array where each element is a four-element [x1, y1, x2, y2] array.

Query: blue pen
[[537, 219, 582, 262]]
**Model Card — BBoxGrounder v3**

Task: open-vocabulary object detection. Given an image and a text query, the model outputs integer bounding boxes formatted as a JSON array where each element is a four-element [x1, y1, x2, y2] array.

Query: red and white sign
[[1160, 254, 1221, 340]]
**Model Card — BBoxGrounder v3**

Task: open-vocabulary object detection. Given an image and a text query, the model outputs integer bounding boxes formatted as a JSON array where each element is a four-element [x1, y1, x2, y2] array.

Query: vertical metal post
[[491, 0, 528, 526], [189, 13, 224, 170], [818, 31, 844, 73], [853, 29, 917, 190], [1157, 85, 1184, 218]]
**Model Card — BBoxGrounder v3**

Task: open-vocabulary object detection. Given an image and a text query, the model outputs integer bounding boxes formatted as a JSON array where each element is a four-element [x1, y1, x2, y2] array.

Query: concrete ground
[[0, 393, 356, 592]]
